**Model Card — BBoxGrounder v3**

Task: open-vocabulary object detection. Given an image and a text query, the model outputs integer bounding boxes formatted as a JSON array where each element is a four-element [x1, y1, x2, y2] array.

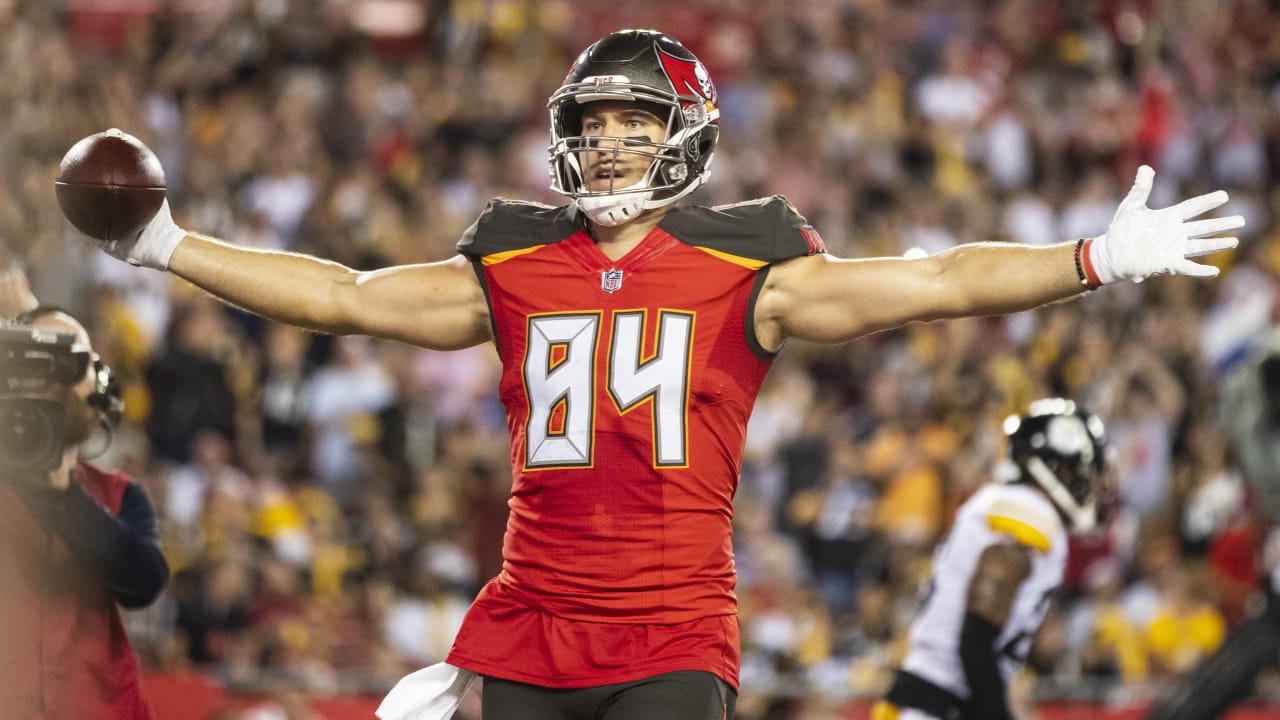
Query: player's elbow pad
[[959, 612, 1015, 720]]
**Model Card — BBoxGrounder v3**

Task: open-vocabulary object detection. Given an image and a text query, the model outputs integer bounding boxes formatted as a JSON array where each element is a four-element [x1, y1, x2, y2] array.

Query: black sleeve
[[959, 612, 1015, 720], [18, 481, 170, 610]]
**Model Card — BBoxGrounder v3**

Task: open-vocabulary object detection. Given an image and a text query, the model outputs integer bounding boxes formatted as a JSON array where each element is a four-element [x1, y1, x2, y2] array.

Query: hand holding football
[[55, 129, 166, 242]]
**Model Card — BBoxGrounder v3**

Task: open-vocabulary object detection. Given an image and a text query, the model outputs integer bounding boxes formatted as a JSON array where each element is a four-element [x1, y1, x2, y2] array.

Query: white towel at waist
[[377, 662, 479, 720]]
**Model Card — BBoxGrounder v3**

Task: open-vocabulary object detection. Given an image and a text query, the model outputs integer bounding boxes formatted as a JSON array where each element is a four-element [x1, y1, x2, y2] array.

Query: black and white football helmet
[[548, 29, 720, 226], [1001, 398, 1109, 532]]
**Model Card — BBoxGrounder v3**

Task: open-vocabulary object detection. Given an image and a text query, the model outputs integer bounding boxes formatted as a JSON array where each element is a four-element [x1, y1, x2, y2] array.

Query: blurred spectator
[[1106, 348, 1185, 519], [146, 297, 241, 464], [381, 566, 469, 668], [1066, 558, 1149, 683], [302, 334, 395, 507], [166, 431, 246, 530], [787, 440, 880, 619], [174, 558, 253, 668], [253, 322, 314, 462], [1144, 567, 1227, 676]]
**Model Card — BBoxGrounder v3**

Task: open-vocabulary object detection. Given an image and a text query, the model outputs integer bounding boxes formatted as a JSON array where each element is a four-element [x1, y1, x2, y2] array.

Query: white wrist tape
[[122, 198, 187, 270]]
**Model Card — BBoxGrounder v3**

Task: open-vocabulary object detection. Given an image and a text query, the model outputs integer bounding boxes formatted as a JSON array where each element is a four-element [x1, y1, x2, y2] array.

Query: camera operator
[[0, 269, 170, 719]]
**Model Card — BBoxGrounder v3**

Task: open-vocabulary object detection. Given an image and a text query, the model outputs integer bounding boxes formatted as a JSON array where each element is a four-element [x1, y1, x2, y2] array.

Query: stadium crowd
[[3, 0, 1280, 717]]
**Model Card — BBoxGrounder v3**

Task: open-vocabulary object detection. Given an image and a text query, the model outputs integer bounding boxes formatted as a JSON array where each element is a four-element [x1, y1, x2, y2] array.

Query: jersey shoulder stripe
[[457, 199, 582, 258], [985, 495, 1063, 553], [659, 195, 827, 264]]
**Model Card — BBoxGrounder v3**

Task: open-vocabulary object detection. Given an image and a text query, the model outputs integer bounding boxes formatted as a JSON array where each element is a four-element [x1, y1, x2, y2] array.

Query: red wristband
[[1076, 238, 1102, 290]]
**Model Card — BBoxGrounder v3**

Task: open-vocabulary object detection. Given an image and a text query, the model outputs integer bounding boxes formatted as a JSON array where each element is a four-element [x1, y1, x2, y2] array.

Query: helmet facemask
[[547, 31, 720, 226]]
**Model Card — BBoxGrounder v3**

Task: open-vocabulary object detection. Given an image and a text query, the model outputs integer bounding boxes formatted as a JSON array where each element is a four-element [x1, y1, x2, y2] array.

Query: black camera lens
[[0, 398, 65, 475]]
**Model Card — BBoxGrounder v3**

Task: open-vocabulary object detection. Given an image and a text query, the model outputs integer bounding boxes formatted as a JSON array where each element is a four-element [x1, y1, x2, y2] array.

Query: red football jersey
[[446, 196, 824, 688]]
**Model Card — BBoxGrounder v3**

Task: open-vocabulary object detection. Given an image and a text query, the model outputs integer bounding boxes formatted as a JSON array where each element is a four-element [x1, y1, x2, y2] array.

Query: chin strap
[[575, 181, 654, 226], [574, 169, 711, 226]]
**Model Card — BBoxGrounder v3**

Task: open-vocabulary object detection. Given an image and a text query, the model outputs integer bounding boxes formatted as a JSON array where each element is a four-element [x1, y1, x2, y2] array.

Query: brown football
[[55, 128, 166, 242]]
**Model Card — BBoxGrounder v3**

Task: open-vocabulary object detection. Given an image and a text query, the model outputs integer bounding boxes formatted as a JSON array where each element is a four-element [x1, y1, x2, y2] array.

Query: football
[[55, 128, 166, 242]]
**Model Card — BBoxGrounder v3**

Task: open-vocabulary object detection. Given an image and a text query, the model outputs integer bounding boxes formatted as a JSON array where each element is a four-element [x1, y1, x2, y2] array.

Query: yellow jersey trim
[[482, 245, 545, 266], [693, 246, 768, 270], [987, 514, 1052, 553]]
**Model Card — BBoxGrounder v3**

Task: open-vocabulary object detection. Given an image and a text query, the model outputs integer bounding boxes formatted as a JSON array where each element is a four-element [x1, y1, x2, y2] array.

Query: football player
[[89, 29, 1238, 720], [874, 399, 1109, 720]]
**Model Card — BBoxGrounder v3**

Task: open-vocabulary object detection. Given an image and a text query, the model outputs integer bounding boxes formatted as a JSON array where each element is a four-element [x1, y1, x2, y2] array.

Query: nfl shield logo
[[601, 268, 624, 293]]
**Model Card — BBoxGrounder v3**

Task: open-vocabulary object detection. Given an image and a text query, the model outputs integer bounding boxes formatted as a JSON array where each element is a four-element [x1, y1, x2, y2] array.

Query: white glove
[[1083, 165, 1244, 286], [101, 198, 188, 270]]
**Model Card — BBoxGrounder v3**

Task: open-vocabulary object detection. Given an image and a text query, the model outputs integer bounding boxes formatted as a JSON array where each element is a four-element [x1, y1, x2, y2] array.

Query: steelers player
[[875, 399, 1108, 720]]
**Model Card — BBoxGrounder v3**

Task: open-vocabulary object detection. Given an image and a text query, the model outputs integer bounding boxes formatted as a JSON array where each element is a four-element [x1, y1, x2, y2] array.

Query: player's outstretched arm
[[107, 201, 491, 350], [757, 166, 1242, 348]]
